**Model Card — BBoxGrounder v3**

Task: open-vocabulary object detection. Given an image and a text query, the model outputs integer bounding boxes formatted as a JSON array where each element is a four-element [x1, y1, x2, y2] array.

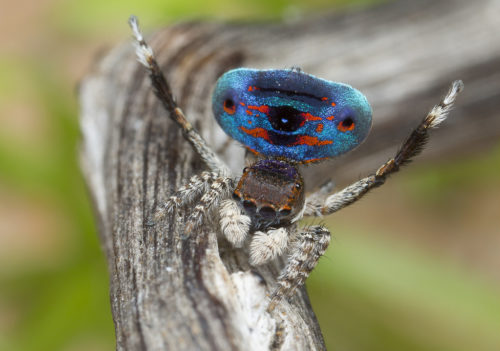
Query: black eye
[[259, 206, 276, 218], [243, 200, 257, 213], [223, 98, 236, 114], [295, 183, 301, 189]]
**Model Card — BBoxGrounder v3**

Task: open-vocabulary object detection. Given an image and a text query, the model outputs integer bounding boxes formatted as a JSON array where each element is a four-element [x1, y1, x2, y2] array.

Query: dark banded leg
[[268, 225, 331, 312], [128, 16, 231, 177], [304, 80, 464, 217]]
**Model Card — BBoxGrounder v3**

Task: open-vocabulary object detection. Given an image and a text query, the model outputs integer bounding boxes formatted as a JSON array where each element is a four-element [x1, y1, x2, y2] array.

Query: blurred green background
[[0, 0, 499, 350]]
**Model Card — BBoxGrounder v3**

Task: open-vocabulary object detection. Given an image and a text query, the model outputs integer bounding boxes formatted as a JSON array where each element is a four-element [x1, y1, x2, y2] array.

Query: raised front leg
[[129, 16, 230, 176], [304, 80, 464, 218]]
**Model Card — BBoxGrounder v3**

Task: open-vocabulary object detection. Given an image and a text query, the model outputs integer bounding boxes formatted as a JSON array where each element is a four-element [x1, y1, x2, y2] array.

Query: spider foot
[[149, 197, 180, 226]]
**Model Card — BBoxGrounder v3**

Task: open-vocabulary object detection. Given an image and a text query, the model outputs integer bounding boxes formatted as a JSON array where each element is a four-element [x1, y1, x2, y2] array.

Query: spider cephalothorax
[[129, 16, 463, 312], [233, 159, 304, 229]]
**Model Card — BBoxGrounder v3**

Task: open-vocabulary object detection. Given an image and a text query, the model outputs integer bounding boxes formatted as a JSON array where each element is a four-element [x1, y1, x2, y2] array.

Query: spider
[[129, 16, 463, 312]]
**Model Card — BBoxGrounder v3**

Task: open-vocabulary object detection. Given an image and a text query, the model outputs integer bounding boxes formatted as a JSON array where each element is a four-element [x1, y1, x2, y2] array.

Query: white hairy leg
[[153, 172, 219, 223], [184, 176, 234, 236]]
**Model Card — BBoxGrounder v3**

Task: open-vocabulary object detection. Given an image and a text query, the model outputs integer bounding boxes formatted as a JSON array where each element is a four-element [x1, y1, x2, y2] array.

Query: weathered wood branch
[[79, 0, 499, 349]]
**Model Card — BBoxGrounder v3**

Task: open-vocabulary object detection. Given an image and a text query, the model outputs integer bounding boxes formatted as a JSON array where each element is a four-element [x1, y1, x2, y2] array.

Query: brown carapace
[[233, 159, 304, 229]]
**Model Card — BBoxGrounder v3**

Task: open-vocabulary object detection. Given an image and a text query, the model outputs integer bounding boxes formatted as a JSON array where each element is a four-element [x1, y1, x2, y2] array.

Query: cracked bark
[[79, 0, 499, 349]]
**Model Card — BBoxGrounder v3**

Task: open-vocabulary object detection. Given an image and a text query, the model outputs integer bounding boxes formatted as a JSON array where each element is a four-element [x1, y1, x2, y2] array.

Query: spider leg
[[128, 16, 231, 176], [302, 179, 335, 212], [151, 171, 219, 225], [248, 226, 294, 266], [219, 199, 251, 247], [304, 80, 464, 217], [184, 176, 234, 238], [268, 225, 331, 312]]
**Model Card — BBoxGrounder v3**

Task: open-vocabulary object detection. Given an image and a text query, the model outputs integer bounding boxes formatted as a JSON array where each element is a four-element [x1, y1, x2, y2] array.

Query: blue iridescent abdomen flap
[[212, 68, 372, 163]]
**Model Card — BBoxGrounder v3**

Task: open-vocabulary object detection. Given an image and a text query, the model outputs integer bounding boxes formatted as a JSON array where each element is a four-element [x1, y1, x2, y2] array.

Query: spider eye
[[223, 98, 236, 115], [295, 183, 301, 189], [259, 206, 276, 218], [242, 200, 257, 213]]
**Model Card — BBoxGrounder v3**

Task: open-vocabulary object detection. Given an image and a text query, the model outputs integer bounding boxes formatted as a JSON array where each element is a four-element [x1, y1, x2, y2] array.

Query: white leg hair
[[184, 176, 234, 237], [249, 227, 292, 266], [303, 176, 374, 217], [302, 180, 335, 211], [219, 199, 251, 247], [153, 171, 219, 223]]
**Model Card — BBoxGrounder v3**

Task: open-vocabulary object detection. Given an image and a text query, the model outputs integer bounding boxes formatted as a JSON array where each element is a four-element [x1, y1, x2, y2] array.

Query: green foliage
[[308, 227, 500, 351], [404, 146, 500, 205], [0, 59, 114, 350], [53, 0, 382, 37]]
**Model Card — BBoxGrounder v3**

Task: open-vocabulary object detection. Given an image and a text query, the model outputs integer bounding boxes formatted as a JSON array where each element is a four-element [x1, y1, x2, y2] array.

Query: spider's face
[[232, 159, 304, 229], [212, 68, 372, 163]]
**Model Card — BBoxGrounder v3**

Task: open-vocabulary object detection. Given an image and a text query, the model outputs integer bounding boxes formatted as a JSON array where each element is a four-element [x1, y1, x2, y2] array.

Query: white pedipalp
[[249, 227, 289, 266], [219, 199, 251, 247]]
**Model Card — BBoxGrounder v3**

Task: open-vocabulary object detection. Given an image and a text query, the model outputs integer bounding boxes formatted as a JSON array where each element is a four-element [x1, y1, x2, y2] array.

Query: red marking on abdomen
[[247, 105, 270, 114], [337, 120, 355, 132], [316, 124, 324, 133], [293, 135, 332, 146], [321, 97, 328, 101], [303, 156, 329, 163], [240, 126, 332, 148], [301, 112, 323, 122], [246, 110, 253, 115], [240, 126, 270, 141], [326, 115, 335, 120], [245, 146, 260, 155]]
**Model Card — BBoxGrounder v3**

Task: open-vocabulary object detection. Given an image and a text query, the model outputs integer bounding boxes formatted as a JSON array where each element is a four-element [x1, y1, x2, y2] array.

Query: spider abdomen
[[212, 68, 373, 163], [233, 159, 304, 229]]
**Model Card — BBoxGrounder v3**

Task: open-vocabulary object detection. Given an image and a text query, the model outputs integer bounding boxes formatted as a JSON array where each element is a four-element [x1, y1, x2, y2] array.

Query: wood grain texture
[[79, 0, 499, 349]]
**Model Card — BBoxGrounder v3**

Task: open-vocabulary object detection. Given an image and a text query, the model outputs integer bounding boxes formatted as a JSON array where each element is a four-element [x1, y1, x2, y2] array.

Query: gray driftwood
[[79, 0, 500, 349]]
